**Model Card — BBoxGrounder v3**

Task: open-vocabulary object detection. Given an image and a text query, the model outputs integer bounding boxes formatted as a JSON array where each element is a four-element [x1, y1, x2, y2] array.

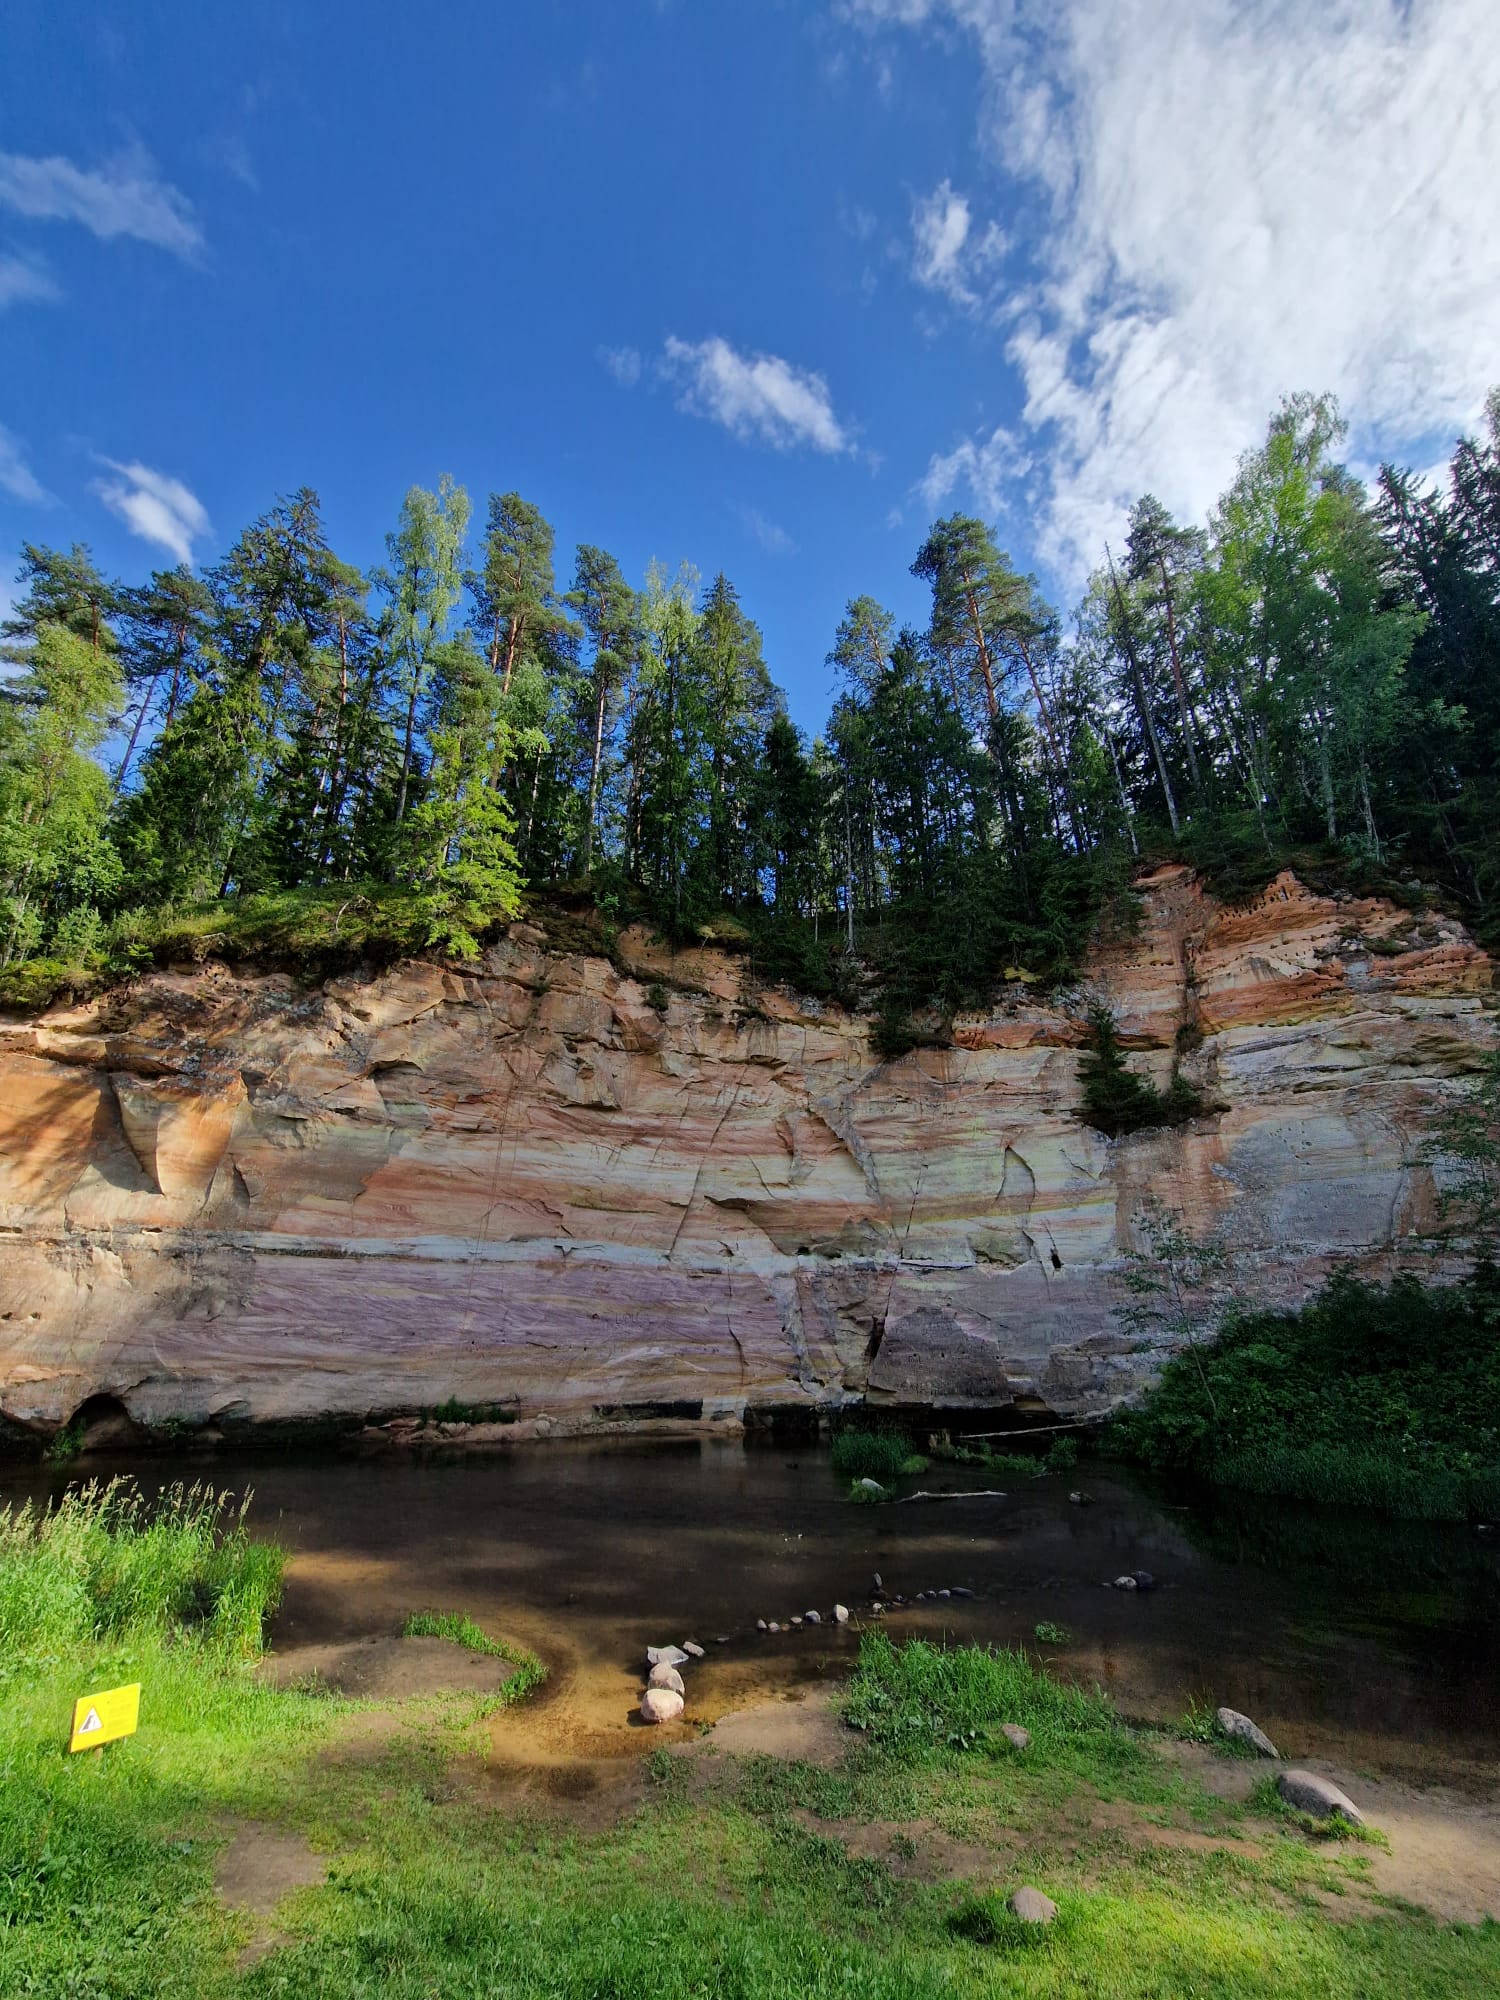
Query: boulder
[[1008, 1886, 1057, 1925], [1132, 1570, 1157, 1591], [858, 1480, 886, 1496], [646, 1644, 689, 1668], [756, 1618, 768, 1631], [640, 1687, 685, 1725], [833, 1604, 850, 1624], [1112, 1575, 1138, 1591], [648, 1663, 685, 1694], [1000, 1723, 1031, 1751], [1276, 1769, 1364, 1825], [1216, 1706, 1280, 1758], [681, 1640, 706, 1659], [804, 1609, 821, 1625]]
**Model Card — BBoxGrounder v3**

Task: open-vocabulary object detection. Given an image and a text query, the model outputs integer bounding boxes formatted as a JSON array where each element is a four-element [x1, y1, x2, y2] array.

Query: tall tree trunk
[[1107, 551, 1180, 837], [583, 682, 607, 875], [1156, 557, 1203, 790]]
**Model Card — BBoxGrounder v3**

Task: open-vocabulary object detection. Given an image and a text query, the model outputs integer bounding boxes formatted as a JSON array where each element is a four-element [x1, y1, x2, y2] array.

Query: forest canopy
[[3, 389, 1499, 1029]]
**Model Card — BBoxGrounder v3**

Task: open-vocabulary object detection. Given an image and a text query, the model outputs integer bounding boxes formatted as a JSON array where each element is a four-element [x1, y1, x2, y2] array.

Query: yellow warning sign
[[67, 1682, 140, 1753]]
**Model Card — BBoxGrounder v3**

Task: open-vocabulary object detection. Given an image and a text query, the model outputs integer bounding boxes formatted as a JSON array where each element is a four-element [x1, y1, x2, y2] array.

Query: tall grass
[[1211, 1444, 1500, 1522], [0, 1477, 284, 1668], [830, 1428, 923, 1482]]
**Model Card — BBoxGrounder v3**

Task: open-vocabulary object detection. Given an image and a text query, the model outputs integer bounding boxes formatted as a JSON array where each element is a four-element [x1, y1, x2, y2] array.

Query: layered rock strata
[[0, 867, 1491, 1444]]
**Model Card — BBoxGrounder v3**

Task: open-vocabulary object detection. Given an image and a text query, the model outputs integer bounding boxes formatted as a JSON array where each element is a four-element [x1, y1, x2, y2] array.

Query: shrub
[[1078, 1003, 1205, 1136], [1114, 1264, 1500, 1520]]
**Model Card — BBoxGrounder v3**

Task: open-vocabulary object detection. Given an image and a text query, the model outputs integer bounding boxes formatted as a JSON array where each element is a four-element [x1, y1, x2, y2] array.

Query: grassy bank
[[1115, 1265, 1500, 1521], [1, 1480, 1496, 1995]]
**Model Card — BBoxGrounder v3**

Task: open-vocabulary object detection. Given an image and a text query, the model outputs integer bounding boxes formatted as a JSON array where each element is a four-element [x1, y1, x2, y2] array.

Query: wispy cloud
[[854, 0, 1500, 580], [598, 343, 643, 388], [910, 180, 1004, 307], [93, 460, 209, 565], [919, 425, 1031, 516], [0, 423, 52, 505], [911, 181, 973, 301], [739, 506, 796, 555], [0, 250, 60, 310], [0, 147, 201, 257], [662, 336, 852, 453]]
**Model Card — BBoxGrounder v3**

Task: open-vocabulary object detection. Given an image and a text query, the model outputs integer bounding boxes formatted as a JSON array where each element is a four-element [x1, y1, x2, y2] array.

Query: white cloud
[[852, 0, 1500, 581], [0, 251, 60, 310], [598, 343, 643, 387], [919, 424, 1031, 516], [739, 506, 796, 555], [662, 335, 852, 453], [93, 460, 209, 565], [910, 180, 1007, 307], [911, 180, 970, 301], [0, 423, 52, 505], [0, 147, 201, 257]]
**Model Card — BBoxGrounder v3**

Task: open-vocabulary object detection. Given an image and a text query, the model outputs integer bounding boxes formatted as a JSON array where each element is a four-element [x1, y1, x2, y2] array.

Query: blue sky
[[2, 1, 1495, 735]]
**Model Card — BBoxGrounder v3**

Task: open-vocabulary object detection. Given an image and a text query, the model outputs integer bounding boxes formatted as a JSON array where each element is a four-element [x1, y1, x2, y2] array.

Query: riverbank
[[2, 1483, 1498, 1995]]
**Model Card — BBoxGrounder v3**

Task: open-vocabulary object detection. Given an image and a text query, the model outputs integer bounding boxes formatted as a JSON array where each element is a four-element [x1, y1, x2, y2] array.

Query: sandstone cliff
[[0, 866, 1491, 1445]]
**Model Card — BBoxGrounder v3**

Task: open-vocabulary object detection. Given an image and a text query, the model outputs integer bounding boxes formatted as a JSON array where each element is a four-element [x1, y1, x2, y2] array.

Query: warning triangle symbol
[[78, 1707, 102, 1734]]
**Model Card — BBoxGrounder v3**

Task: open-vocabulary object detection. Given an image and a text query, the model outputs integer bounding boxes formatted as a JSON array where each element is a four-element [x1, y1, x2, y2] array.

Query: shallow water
[[7, 1440, 1499, 1790]]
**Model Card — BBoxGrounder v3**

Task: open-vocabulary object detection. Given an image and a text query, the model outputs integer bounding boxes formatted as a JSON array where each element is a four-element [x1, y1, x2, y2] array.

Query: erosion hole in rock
[[1050, 1248, 1063, 1270], [64, 1394, 142, 1453]]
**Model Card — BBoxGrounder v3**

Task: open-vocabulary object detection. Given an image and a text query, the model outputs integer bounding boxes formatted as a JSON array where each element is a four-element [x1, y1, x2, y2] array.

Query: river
[[6, 1439, 1498, 1793]]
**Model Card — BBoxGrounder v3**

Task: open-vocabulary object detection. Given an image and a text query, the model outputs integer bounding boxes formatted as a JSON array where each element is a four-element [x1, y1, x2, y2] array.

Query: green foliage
[[844, 1631, 1135, 1767], [1033, 1621, 1072, 1646], [5, 385, 1500, 1032], [1115, 1265, 1500, 1519], [1042, 1435, 1078, 1474], [1077, 1003, 1206, 1136], [427, 1397, 516, 1426], [830, 1427, 919, 1482], [0, 1478, 283, 1665], [400, 1610, 546, 1701]]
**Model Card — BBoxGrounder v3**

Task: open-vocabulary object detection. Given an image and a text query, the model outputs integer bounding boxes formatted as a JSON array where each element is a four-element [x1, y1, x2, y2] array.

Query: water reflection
[[4, 1438, 1496, 1785]]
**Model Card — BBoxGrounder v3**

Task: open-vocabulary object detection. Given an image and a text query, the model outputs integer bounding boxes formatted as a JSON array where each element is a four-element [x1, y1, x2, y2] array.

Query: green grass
[[401, 1610, 547, 1702], [0, 1477, 284, 1662], [830, 1428, 926, 1483], [844, 1631, 1138, 1770], [426, 1398, 517, 1426], [0, 1495, 1495, 1997]]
